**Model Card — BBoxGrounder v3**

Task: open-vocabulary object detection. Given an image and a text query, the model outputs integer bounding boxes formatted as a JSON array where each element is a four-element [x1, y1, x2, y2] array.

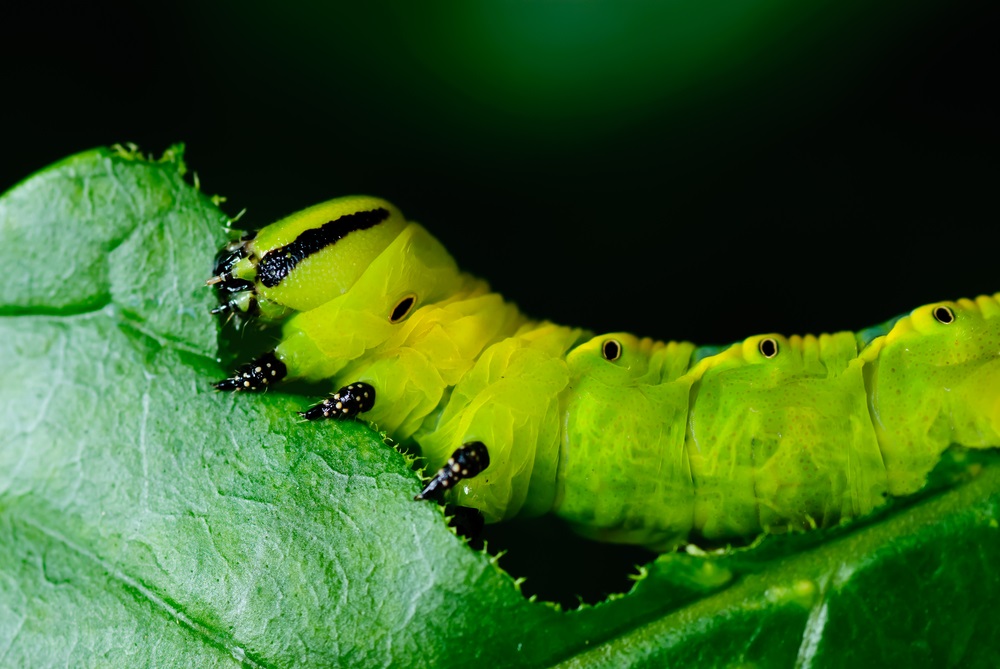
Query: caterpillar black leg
[[214, 352, 287, 391], [300, 383, 376, 420], [448, 505, 486, 550], [416, 442, 491, 502]]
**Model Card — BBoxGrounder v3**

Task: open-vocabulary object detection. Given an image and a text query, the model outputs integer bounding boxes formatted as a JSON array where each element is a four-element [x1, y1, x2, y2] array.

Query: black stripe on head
[[257, 207, 391, 288]]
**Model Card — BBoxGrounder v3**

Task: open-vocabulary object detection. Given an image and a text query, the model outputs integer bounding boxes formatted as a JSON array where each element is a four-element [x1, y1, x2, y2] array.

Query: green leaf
[[1, 148, 998, 668]]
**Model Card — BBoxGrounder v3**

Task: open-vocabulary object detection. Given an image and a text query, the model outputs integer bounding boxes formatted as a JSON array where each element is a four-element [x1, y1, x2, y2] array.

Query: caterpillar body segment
[[212, 196, 1000, 551]]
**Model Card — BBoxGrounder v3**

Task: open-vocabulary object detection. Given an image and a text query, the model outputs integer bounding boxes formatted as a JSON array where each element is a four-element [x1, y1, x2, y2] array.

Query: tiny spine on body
[[209, 196, 1000, 551]]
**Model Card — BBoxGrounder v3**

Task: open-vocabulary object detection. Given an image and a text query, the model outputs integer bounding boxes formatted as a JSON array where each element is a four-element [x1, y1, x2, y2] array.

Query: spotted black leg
[[415, 442, 491, 502], [214, 352, 287, 391], [299, 382, 376, 420]]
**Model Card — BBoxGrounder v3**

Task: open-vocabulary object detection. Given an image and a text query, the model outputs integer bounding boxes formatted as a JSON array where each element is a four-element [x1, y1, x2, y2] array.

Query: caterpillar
[[209, 196, 1000, 551]]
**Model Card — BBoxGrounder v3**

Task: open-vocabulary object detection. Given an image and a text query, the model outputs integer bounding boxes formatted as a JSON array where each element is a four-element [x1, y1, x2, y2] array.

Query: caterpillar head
[[209, 196, 409, 322], [212, 197, 471, 384]]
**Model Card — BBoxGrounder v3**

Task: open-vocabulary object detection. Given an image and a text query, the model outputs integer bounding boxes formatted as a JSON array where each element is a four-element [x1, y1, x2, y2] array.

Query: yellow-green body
[[215, 196, 1000, 551]]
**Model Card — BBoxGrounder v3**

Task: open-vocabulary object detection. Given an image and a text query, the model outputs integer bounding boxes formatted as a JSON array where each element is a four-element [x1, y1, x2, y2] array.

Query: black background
[[2, 0, 997, 604], [2, 1, 997, 344]]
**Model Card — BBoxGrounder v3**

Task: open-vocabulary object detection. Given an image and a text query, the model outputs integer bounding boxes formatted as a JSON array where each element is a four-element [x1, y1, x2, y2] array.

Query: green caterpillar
[[210, 196, 1000, 551]]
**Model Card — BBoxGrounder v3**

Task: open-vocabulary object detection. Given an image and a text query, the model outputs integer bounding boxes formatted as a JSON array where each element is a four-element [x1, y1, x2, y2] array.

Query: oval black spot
[[759, 338, 779, 358], [602, 339, 622, 361], [390, 294, 417, 323], [933, 305, 955, 324]]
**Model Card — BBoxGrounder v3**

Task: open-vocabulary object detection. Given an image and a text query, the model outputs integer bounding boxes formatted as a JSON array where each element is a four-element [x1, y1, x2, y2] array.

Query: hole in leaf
[[478, 515, 657, 609]]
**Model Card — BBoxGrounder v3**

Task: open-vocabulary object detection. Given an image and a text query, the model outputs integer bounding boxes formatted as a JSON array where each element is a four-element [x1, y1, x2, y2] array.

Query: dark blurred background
[[2, 0, 997, 343], [3, 0, 997, 604]]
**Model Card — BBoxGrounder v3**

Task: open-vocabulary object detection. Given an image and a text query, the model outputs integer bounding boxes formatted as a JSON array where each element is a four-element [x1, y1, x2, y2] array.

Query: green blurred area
[[194, 0, 973, 148]]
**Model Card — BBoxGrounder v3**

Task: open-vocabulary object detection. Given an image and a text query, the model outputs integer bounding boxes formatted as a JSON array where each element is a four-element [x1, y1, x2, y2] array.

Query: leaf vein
[[17, 515, 273, 669]]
